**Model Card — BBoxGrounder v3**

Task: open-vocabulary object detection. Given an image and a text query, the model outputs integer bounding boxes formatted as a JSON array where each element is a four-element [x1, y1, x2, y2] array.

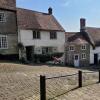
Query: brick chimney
[[48, 7, 52, 15], [80, 18, 86, 32]]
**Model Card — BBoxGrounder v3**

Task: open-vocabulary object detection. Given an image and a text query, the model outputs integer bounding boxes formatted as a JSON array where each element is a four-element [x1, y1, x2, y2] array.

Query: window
[[33, 31, 40, 39], [0, 13, 6, 22], [42, 47, 53, 54], [81, 53, 86, 59], [50, 31, 57, 39], [81, 44, 86, 50], [75, 55, 78, 60], [69, 45, 74, 51], [0, 35, 8, 49], [53, 47, 57, 52]]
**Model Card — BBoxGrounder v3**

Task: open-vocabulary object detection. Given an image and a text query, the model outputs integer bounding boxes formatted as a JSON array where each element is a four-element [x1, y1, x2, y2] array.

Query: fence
[[40, 70, 100, 100]]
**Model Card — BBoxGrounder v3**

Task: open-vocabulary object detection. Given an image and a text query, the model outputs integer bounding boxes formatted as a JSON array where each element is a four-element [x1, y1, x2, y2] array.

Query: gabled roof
[[86, 27, 100, 46], [65, 32, 76, 37], [70, 37, 88, 45], [66, 26, 100, 47], [17, 8, 65, 32], [66, 31, 95, 48], [0, 0, 16, 11], [65, 32, 77, 42]]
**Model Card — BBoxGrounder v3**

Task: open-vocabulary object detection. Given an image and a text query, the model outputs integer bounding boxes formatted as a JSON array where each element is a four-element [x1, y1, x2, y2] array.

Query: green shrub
[[34, 53, 63, 63]]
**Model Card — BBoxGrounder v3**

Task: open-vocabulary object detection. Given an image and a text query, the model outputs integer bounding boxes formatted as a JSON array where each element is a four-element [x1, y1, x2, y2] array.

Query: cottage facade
[[0, 0, 18, 60], [0, 0, 65, 62], [86, 27, 100, 65], [17, 8, 65, 62], [65, 18, 100, 67], [65, 32, 90, 67]]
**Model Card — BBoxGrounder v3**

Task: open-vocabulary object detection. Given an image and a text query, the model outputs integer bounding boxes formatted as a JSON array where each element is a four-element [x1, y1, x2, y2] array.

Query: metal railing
[[40, 70, 100, 100]]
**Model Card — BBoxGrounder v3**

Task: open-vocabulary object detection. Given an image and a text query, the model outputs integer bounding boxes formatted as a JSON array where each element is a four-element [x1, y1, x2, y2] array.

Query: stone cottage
[[0, 0, 18, 60], [65, 18, 100, 67]]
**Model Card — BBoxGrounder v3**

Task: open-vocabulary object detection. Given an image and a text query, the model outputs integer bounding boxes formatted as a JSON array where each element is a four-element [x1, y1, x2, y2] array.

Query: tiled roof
[[86, 27, 100, 46], [0, 0, 16, 11], [67, 32, 85, 42], [17, 8, 65, 31], [65, 32, 76, 37], [65, 32, 77, 42], [66, 27, 100, 47], [71, 37, 88, 45], [66, 32, 95, 47]]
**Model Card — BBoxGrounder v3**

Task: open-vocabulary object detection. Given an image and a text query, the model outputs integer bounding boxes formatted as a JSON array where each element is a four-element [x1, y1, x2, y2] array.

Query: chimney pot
[[48, 7, 52, 15]]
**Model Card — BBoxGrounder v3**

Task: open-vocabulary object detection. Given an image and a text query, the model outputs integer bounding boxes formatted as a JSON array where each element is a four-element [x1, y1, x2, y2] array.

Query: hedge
[[33, 53, 63, 63]]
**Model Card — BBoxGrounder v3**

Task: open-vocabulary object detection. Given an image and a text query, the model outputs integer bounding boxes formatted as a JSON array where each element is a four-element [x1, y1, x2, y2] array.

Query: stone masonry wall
[[0, 9, 18, 55], [65, 43, 90, 67]]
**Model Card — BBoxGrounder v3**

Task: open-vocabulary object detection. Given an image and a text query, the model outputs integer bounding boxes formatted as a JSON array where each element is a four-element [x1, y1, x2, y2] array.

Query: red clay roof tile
[[17, 8, 65, 31]]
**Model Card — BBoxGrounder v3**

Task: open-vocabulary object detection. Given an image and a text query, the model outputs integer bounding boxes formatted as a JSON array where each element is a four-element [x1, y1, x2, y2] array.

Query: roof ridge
[[86, 26, 100, 29], [17, 7, 49, 15], [17, 7, 65, 31]]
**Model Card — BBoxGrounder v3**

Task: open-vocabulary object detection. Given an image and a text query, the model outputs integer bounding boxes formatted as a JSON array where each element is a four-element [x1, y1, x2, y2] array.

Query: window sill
[[81, 49, 86, 50]]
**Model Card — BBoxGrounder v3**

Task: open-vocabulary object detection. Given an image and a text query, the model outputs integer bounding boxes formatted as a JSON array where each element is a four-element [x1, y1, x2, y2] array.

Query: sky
[[17, 0, 100, 32]]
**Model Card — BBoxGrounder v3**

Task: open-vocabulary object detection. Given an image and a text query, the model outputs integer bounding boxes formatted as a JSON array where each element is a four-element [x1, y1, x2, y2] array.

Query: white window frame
[[81, 44, 86, 50], [0, 12, 6, 22], [0, 35, 8, 49], [81, 53, 86, 59], [69, 45, 75, 51], [42, 47, 57, 54]]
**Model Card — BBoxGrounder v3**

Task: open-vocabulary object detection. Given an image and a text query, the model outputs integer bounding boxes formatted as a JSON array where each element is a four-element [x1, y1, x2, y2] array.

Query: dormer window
[[81, 44, 86, 50], [33, 31, 40, 39], [0, 13, 6, 22]]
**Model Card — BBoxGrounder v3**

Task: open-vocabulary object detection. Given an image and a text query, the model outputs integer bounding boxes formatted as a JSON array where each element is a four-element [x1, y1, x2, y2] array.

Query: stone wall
[[0, 10, 17, 34], [65, 43, 90, 67], [0, 9, 18, 55], [0, 34, 18, 55]]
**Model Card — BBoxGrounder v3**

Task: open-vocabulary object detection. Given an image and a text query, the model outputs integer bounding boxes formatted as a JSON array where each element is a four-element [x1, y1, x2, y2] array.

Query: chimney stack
[[80, 18, 86, 32], [48, 7, 52, 15]]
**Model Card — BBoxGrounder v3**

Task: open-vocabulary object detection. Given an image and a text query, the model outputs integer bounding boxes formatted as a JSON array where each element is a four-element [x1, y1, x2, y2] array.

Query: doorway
[[74, 54, 79, 67], [94, 54, 98, 65], [26, 46, 34, 61]]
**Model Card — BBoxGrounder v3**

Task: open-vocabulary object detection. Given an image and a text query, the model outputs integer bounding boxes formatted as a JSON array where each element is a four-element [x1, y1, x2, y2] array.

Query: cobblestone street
[[0, 63, 99, 100]]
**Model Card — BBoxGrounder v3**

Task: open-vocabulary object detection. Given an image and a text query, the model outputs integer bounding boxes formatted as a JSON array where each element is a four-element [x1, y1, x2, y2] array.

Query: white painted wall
[[18, 30, 65, 54], [90, 46, 100, 64]]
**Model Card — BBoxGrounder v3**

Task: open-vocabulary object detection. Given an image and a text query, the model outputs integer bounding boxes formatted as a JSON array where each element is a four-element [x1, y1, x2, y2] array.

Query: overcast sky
[[17, 0, 100, 32]]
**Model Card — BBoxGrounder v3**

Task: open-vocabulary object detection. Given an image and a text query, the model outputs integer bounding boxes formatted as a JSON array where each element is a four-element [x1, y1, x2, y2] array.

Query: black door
[[94, 54, 98, 65], [26, 46, 33, 61]]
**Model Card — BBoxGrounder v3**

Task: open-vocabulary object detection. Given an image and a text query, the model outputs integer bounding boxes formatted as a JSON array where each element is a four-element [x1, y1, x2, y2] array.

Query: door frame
[[26, 46, 34, 61], [94, 53, 98, 65], [74, 54, 79, 67]]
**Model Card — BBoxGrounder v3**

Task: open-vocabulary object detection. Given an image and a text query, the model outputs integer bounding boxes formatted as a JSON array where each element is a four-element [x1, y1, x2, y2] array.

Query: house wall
[[0, 34, 18, 55], [90, 46, 100, 64], [0, 9, 18, 55], [0, 10, 17, 34], [18, 30, 65, 54], [65, 43, 90, 67]]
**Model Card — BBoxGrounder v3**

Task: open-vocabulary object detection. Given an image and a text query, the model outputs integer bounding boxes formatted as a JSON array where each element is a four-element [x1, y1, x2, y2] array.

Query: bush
[[34, 53, 63, 63], [19, 57, 29, 64]]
